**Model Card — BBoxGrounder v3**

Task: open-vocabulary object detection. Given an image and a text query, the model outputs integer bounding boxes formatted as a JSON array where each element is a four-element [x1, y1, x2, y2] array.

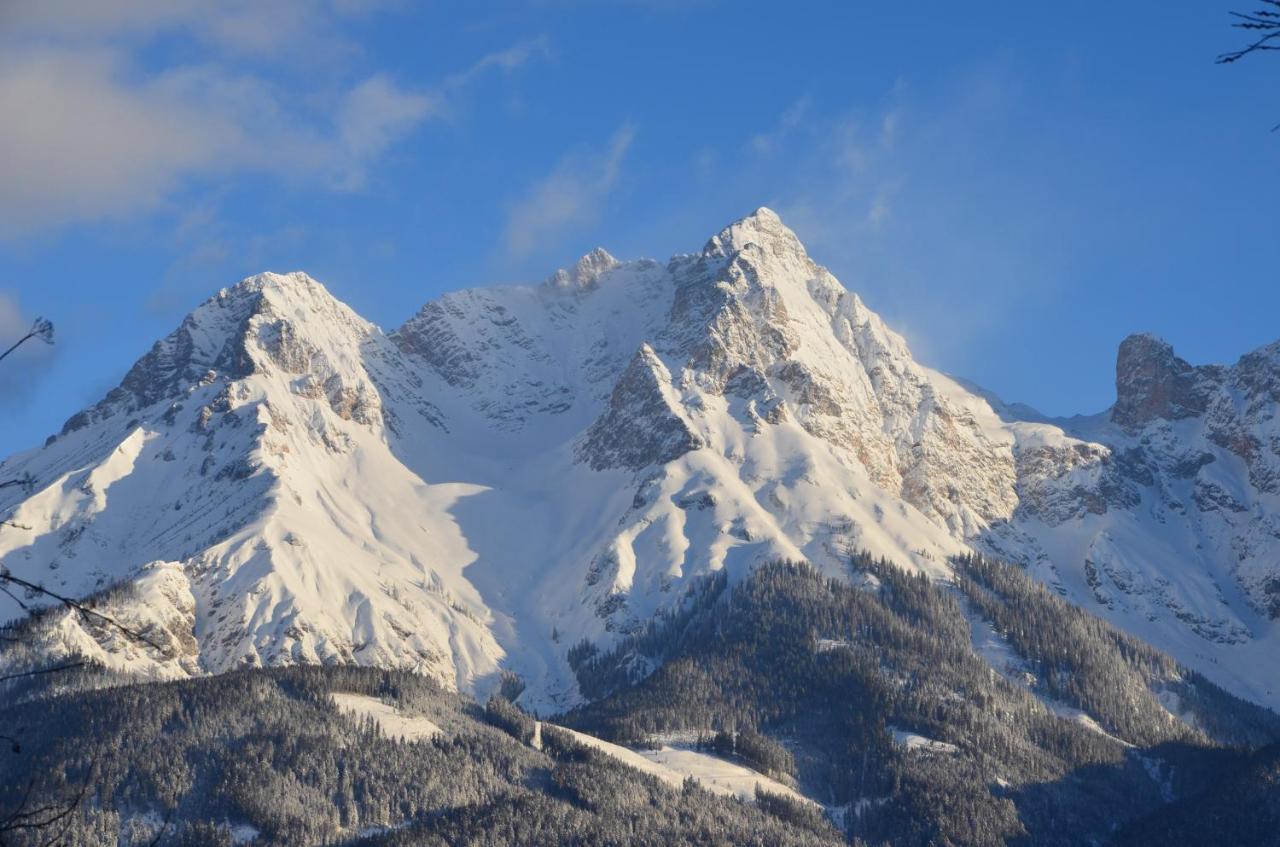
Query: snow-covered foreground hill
[[1, 208, 1277, 711]]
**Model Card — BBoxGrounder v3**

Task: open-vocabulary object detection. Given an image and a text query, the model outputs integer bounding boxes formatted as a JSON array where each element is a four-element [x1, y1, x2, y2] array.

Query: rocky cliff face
[[1104, 335, 1280, 621], [2, 211, 1279, 713], [1112, 333, 1219, 429], [577, 344, 703, 471]]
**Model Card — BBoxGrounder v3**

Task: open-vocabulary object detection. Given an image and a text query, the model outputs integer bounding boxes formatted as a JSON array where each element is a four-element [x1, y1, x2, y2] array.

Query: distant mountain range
[[2, 207, 1278, 715]]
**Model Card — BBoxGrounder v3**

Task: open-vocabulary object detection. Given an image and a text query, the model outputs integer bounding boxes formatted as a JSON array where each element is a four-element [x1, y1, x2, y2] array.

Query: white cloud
[[0, 47, 440, 235], [0, 49, 241, 234], [334, 76, 439, 190], [504, 124, 635, 258], [0, 5, 545, 237], [0, 0, 363, 59]]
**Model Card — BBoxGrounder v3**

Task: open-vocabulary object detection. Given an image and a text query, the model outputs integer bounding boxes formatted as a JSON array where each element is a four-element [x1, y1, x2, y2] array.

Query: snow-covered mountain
[[2, 209, 1277, 711]]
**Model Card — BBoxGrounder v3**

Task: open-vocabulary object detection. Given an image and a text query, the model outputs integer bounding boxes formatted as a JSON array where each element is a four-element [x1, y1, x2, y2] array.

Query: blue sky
[[1, 1, 1277, 450]]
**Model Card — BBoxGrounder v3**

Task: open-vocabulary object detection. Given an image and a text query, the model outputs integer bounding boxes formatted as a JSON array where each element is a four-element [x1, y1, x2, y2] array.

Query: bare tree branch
[[1219, 0, 1280, 64], [0, 572, 167, 653], [0, 662, 88, 686], [0, 757, 96, 844], [0, 318, 54, 366], [0, 581, 31, 614], [0, 315, 80, 846]]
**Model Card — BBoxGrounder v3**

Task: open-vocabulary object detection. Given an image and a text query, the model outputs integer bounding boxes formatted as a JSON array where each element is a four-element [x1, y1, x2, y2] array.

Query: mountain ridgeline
[[2, 207, 1279, 709], [3, 208, 1280, 844]]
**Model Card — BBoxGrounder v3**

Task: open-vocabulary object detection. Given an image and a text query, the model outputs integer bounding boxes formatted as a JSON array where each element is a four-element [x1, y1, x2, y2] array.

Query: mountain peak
[[59, 270, 372, 436], [744, 205, 782, 225], [220, 270, 348, 310], [1112, 332, 1211, 429], [545, 248, 621, 292], [16, 208, 1280, 720], [702, 206, 805, 262]]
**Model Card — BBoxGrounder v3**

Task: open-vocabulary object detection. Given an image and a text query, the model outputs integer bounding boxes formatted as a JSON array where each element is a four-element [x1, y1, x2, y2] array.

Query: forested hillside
[[3, 555, 1277, 845], [0, 666, 841, 846], [1111, 741, 1280, 846], [563, 555, 1280, 846]]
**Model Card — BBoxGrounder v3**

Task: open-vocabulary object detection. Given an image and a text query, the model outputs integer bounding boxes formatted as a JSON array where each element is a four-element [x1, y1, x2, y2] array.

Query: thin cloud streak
[[750, 96, 812, 155], [504, 123, 636, 259], [759, 64, 1066, 376], [445, 35, 553, 89]]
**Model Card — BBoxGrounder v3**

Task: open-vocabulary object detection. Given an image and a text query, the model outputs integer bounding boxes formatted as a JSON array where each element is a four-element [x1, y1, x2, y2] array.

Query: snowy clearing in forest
[[549, 724, 814, 805], [890, 727, 959, 755], [957, 592, 1137, 746], [331, 692, 443, 742]]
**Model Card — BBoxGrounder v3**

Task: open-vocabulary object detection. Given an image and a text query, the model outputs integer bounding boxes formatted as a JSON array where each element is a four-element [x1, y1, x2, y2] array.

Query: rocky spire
[[701, 206, 807, 262], [1111, 333, 1212, 429], [544, 247, 621, 291]]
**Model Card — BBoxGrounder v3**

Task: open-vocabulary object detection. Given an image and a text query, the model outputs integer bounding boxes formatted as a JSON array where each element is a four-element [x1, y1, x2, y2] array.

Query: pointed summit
[[545, 247, 621, 291], [221, 270, 328, 298], [702, 206, 806, 261], [60, 271, 374, 435]]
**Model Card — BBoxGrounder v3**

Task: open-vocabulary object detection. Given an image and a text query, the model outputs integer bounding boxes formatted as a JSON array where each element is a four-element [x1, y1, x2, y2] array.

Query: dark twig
[[0, 582, 31, 613], [0, 317, 76, 846], [0, 662, 88, 685], [1218, 1, 1280, 64], [0, 572, 166, 653], [0, 318, 54, 366], [0, 758, 97, 846]]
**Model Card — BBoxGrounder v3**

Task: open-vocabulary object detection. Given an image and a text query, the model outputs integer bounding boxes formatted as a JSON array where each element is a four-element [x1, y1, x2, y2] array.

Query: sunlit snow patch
[[330, 692, 442, 742], [890, 727, 959, 755], [548, 724, 814, 805]]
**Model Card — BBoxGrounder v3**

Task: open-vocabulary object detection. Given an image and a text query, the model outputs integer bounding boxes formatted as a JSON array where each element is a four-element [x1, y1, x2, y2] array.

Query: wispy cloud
[[0, 6, 547, 238], [0, 47, 437, 235], [334, 75, 439, 190], [504, 123, 635, 258], [0, 49, 233, 234], [752, 63, 1064, 371], [750, 96, 812, 155], [445, 36, 552, 89]]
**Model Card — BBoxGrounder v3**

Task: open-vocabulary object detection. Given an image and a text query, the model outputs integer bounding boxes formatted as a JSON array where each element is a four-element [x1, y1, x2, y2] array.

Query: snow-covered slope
[[982, 333, 1280, 708], [0, 274, 504, 691], [2, 210, 1278, 713]]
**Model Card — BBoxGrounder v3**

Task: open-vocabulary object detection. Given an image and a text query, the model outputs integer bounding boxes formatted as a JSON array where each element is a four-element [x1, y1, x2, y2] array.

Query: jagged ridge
[[0, 211, 1278, 718]]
